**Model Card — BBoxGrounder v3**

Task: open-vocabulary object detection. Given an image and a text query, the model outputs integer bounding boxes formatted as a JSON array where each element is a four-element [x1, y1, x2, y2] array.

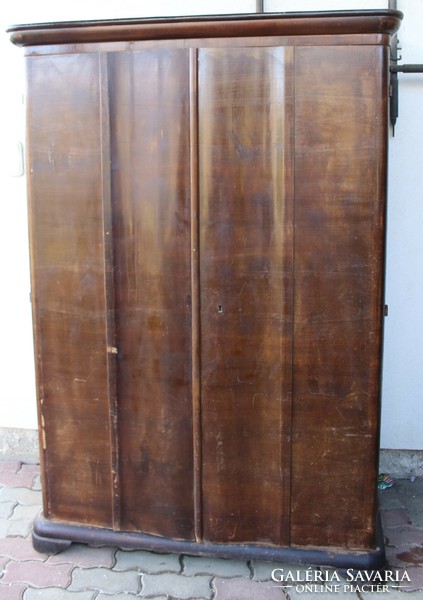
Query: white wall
[[380, 0, 423, 449], [0, 17, 36, 429], [1, 0, 422, 450]]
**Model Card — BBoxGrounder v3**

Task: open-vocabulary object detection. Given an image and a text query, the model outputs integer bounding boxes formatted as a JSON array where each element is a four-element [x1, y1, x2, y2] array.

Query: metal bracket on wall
[[389, 0, 423, 134]]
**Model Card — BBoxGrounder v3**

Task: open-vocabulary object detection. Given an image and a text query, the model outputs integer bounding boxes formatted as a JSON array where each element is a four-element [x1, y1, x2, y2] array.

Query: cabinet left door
[[27, 53, 114, 527]]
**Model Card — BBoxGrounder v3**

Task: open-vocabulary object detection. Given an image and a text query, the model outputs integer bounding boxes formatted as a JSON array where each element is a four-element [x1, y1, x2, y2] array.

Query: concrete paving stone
[[24, 588, 96, 600], [183, 555, 250, 578], [1, 560, 73, 588], [31, 477, 42, 492], [19, 465, 39, 475], [141, 572, 212, 599], [69, 567, 140, 594], [361, 591, 423, 599], [0, 475, 20, 488], [388, 566, 423, 592], [0, 555, 9, 573], [0, 537, 46, 562], [385, 544, 412, 568], [0, 488, 42, 506], [213, 576, 286, 599], [11, 504, 42, 521], [0, 467, 39, 489], [393, 485, 423, 519], [396, 479, 423, 496], [381, 507, 412, 527], [5, 518, 32, 538], [406, 499, 423, 528], [378, 489, 405, 510], [114, 549, 180, 573], [18, 466, 39, 485], [250, 560, 279, 581], [0, 461, 21, 474], [0, 582, 27, 600], [286, 585, 358, 599], [409, 513, 423, 529], [47, 544, 115, 568], [96, 595, 148, 600], [0, 501, 16, 519], [360, 566, 423, 600], [0, 520, 9, 539], [394, 545, 423, 567], [384, 526, 423, 547]]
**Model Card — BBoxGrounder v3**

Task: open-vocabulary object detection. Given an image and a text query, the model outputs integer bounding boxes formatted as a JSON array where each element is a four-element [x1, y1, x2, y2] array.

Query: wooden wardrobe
[[9, 9, 402, 568]]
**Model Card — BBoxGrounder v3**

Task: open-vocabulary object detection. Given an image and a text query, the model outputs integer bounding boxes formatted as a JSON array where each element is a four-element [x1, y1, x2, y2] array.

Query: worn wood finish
[[32, 513, 386, 569], [291, 45, 388, 549], [189, 47, 203, 543], [21, 33, 393, 59], [8, 10, 402, 47], [99, 53, 121, 531], [15, 11, 401, 563], [108, 49, 195, 539], [27, 53, 113, 527], [199, 47, 293, 545]]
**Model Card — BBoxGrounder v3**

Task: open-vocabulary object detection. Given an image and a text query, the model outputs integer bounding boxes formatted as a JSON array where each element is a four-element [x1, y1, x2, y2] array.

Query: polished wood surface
[[108, 49, 195, 539], [27, 54, 113, 527], [291, 45, 388, 549], [17, 11, 398, 556], [8, 10, 402, 47], [199, 46, 293, 545]]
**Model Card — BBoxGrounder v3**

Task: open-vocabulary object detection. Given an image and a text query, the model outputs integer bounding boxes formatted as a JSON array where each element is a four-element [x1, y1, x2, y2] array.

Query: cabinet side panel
[[27, 54, 113, 526], [109, 50, 194, 539], [292, 45, 388, 548], [199, 47, 294, 545]]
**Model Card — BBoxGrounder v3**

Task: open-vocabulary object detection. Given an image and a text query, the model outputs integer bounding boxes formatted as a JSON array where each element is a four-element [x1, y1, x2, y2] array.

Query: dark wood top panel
[[8, 10, 402, 47], [21, 34, 392, 58]]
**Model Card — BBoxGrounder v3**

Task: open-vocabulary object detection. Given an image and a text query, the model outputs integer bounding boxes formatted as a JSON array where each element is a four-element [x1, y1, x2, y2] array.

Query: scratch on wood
[[41, 425, 47, 450]]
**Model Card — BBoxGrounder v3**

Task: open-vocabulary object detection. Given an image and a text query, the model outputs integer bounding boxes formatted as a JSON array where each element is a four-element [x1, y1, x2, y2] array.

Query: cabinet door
[[27, 54, 113, 527], [199, 47, 294, 545], [291, 45, 388, 548], [108, 50, 195, 539]]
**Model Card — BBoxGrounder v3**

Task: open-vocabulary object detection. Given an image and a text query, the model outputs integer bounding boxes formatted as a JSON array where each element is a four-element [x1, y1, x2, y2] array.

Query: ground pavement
[[0, 460, 422, 599]]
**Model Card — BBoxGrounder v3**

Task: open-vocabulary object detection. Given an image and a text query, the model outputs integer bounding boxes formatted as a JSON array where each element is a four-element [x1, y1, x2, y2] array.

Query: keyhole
[[217, 305, 223, 314]]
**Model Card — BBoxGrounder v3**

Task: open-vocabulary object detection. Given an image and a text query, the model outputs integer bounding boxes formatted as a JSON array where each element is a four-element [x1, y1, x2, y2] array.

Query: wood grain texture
[[21, 33, 393, 60], [199, 47, 294, 545], [108, 49, 195, 540], [189, 48, 203, 543], [8, 10, 402, 47], [23, 13, 395, 555], [290, 45, 388, 549], [27, 54, 113, 527], [99, 53, 120, 530]]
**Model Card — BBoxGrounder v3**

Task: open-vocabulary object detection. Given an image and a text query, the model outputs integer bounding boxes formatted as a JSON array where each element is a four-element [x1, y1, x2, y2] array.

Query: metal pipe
[[256, 0, 264, 13], [391, 64, 423, 73]]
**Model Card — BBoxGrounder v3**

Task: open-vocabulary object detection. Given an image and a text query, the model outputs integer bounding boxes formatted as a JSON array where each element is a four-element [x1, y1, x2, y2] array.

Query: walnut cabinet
[[9, 10, 402, 567]]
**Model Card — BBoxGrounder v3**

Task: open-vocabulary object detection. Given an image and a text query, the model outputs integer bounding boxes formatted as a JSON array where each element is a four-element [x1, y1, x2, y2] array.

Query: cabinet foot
[[32, 530, 72, 554]]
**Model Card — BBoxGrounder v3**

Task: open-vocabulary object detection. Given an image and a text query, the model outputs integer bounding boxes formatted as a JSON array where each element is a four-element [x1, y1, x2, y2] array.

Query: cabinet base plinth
[[32, 529, 72, 554], [32, 514, 386, 570]]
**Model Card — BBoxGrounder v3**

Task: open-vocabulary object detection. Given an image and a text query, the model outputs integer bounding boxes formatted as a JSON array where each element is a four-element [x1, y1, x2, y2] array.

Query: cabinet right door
[[291, 44, 388, 549], [198, 42, 387, 549]]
